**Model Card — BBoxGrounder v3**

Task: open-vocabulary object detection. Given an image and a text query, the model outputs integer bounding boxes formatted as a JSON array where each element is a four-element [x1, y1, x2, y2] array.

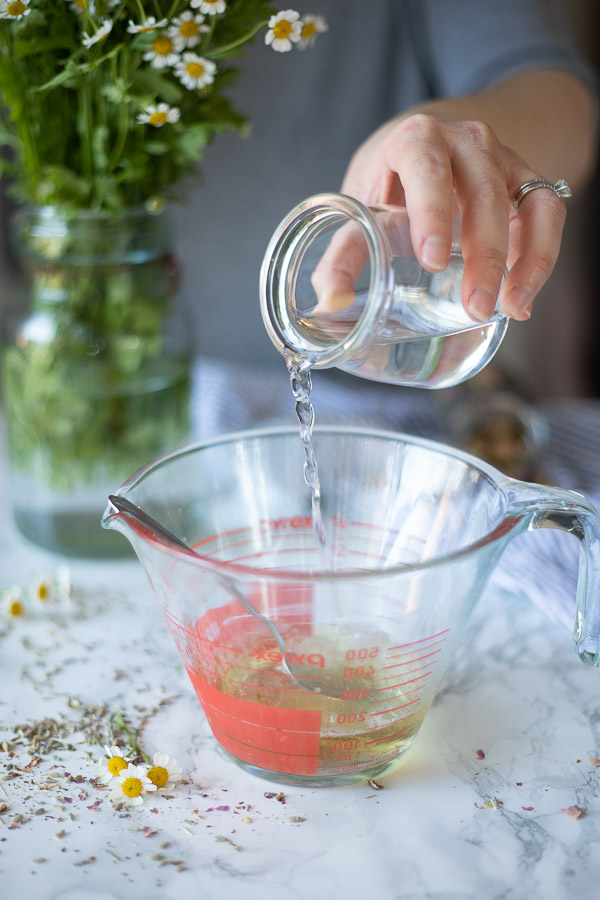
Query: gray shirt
[[170, 0, 595, 365]]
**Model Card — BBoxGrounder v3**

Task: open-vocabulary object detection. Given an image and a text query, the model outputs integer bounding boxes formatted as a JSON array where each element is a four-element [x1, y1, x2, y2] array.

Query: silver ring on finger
[[513, 178, 572, 214]]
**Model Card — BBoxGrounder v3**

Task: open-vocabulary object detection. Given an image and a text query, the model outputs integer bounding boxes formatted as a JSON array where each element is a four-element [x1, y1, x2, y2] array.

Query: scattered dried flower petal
[[561, 805, 584, 819]]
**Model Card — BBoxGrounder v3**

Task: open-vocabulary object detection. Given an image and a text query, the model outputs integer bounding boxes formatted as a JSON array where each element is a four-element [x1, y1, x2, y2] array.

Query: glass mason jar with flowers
[[0, 1, 327, 557]]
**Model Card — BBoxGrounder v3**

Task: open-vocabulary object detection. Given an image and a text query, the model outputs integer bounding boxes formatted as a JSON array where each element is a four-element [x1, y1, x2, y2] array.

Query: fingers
[[339, 113, 567, 323], [500, 189, 566, 320], [311, 219, 370, 312], [385, 115, 455, 274]]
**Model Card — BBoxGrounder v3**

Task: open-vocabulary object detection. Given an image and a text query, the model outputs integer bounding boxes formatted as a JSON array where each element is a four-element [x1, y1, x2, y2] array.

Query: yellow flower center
[[7, 2, 26, 16], [121, 777, 144, 798], [273, 20, 292, 40], [37, 583, 49, 601], [147, 765, 169, 788], [302, 22, 316, 38], [73, 0, 85, 8], [180, 21, 199, 37], [154, 36, 173, 56], [186, 62, 205, 79], [8, 599, 24, 617], [108, 755, 128, 776], [148, 111, 168, 126]]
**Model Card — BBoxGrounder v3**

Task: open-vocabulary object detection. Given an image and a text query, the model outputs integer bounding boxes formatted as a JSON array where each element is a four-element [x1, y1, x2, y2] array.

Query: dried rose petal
[[521, 805, 534, 811], [476, 749, 485, 760], [561, 805, 584, 819], [589, 758, 600, 768]]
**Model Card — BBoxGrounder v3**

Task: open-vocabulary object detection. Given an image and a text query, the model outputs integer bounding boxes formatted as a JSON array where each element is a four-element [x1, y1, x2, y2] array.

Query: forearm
[[404, 69, 597, 191]]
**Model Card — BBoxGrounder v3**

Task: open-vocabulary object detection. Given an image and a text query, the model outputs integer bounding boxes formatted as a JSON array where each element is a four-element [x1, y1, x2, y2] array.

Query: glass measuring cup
[[102, 426, 600, 787], [259, 193, 509, 388]]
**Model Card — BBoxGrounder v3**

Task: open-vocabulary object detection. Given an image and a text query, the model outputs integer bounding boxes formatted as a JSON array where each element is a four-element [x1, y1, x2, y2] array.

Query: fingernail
[[421, 236, 447, 271], [504, 285, 534, 319], [467, 288, 496, 323]]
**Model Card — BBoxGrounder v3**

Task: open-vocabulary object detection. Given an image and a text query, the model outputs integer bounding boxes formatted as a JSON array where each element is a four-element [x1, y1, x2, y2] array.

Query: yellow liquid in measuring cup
[[218, 635, 435, 778]]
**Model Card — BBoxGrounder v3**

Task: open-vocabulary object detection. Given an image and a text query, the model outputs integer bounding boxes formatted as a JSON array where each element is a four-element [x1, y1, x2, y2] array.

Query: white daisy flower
[[190, 0, 226, 15], [2, 587, 26, 620], [127, 16, 168, 34], [297, 14, 328, 50], [82, 18, 113, 48], [265, 9, 302, 53], [109, 763, 157, 807], [146, 752, 183, 793], [169, 11, 209, 50], [97, 744, 132, 785], [0, 0, 31, 20], [143, 33, 180, 69], [137, 103, 181, 127], [31, 573, 53, 608], [175, 53, 216, 91], [68, 0, 91, 14]]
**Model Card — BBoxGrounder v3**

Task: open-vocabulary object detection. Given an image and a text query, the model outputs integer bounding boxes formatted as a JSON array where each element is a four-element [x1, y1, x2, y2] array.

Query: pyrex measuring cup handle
[[505, 482, 600, 666]]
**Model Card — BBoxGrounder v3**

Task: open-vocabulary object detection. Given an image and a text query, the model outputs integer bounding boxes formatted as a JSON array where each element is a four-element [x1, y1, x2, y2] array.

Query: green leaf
[[143, 139, 169, 156], [33, 164, 91, 207], [131, 69, 184, 106], [92, 124, 110, 171]]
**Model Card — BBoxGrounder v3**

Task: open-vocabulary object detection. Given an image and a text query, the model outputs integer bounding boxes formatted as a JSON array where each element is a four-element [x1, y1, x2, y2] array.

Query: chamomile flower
[[265, 9, 301, 53], [137, 103, 181, 127], [31, 574, 53, 608], [68, 0, 89, 14], [191, 0, 226, 15], [109, 763, 157, 807], [297, 14, 328, 49], [97, 744, 132, 785], [82, 18, 113, 48], [169, 11, 209, 50], [127, 16, 168, 35], [0, 0, 31, 19], [146, 753, 183, 793], [2, 587, 26, 620], [143, 33, 180, 69], [175, 53, 216, 91]]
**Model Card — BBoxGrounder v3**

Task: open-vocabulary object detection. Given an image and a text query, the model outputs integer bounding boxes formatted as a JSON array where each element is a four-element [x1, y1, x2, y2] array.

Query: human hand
[[314, 113, 568, 322]]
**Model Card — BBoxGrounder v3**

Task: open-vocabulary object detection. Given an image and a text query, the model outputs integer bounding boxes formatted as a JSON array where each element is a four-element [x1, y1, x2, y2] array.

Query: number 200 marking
[[337, 711, 366, 724]]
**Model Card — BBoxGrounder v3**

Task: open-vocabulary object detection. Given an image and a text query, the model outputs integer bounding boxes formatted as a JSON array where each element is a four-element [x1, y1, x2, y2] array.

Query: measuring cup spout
[[102, 494, 194, 558], [504, 480, 600, 667]]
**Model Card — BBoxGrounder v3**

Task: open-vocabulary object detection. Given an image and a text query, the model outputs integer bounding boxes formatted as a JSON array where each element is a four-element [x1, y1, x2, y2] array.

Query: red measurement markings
[[382, 648, 442, 670], [385, 637, 446, 660], [371, 684, 422, 703], [380, 662, 435, 679], [376, 671, 431, 691], [369, 697, 420, 718], [385, 629, 449, 652], [363, 726, 409, 746]]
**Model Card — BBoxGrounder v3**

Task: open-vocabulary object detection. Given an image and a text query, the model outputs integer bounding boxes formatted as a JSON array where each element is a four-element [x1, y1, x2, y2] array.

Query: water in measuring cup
[[297, 288, 506, 389], [286, 356, 328, 552], [217, 630, 435, 777]]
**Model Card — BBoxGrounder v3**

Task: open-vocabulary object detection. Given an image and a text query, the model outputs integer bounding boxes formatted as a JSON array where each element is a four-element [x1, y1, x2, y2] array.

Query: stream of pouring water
[[286, 355, 329, 557]]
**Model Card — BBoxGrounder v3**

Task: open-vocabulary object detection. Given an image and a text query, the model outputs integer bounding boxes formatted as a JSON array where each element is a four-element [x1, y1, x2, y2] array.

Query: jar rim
[[259, 192, 394, 369]]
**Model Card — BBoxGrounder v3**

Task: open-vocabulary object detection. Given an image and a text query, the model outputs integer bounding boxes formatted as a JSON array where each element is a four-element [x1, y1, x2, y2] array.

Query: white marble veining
[[1, 433, 600, 900]]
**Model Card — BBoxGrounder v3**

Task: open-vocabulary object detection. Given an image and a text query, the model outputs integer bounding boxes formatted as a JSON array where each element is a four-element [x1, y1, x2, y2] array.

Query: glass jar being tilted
[[260, 192, 508, 389]]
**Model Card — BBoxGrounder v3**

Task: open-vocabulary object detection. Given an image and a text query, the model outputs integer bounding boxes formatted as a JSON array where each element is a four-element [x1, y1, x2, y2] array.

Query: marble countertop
[[1, 412, 600, 899]]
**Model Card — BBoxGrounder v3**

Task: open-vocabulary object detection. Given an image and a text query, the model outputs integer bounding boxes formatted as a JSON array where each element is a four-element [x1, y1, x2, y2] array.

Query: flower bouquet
[[0, 1, 326, 556]]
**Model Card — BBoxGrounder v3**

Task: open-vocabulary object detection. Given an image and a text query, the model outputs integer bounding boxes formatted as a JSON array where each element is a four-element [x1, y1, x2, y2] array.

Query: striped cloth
[[192, 358, 600, 633]]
